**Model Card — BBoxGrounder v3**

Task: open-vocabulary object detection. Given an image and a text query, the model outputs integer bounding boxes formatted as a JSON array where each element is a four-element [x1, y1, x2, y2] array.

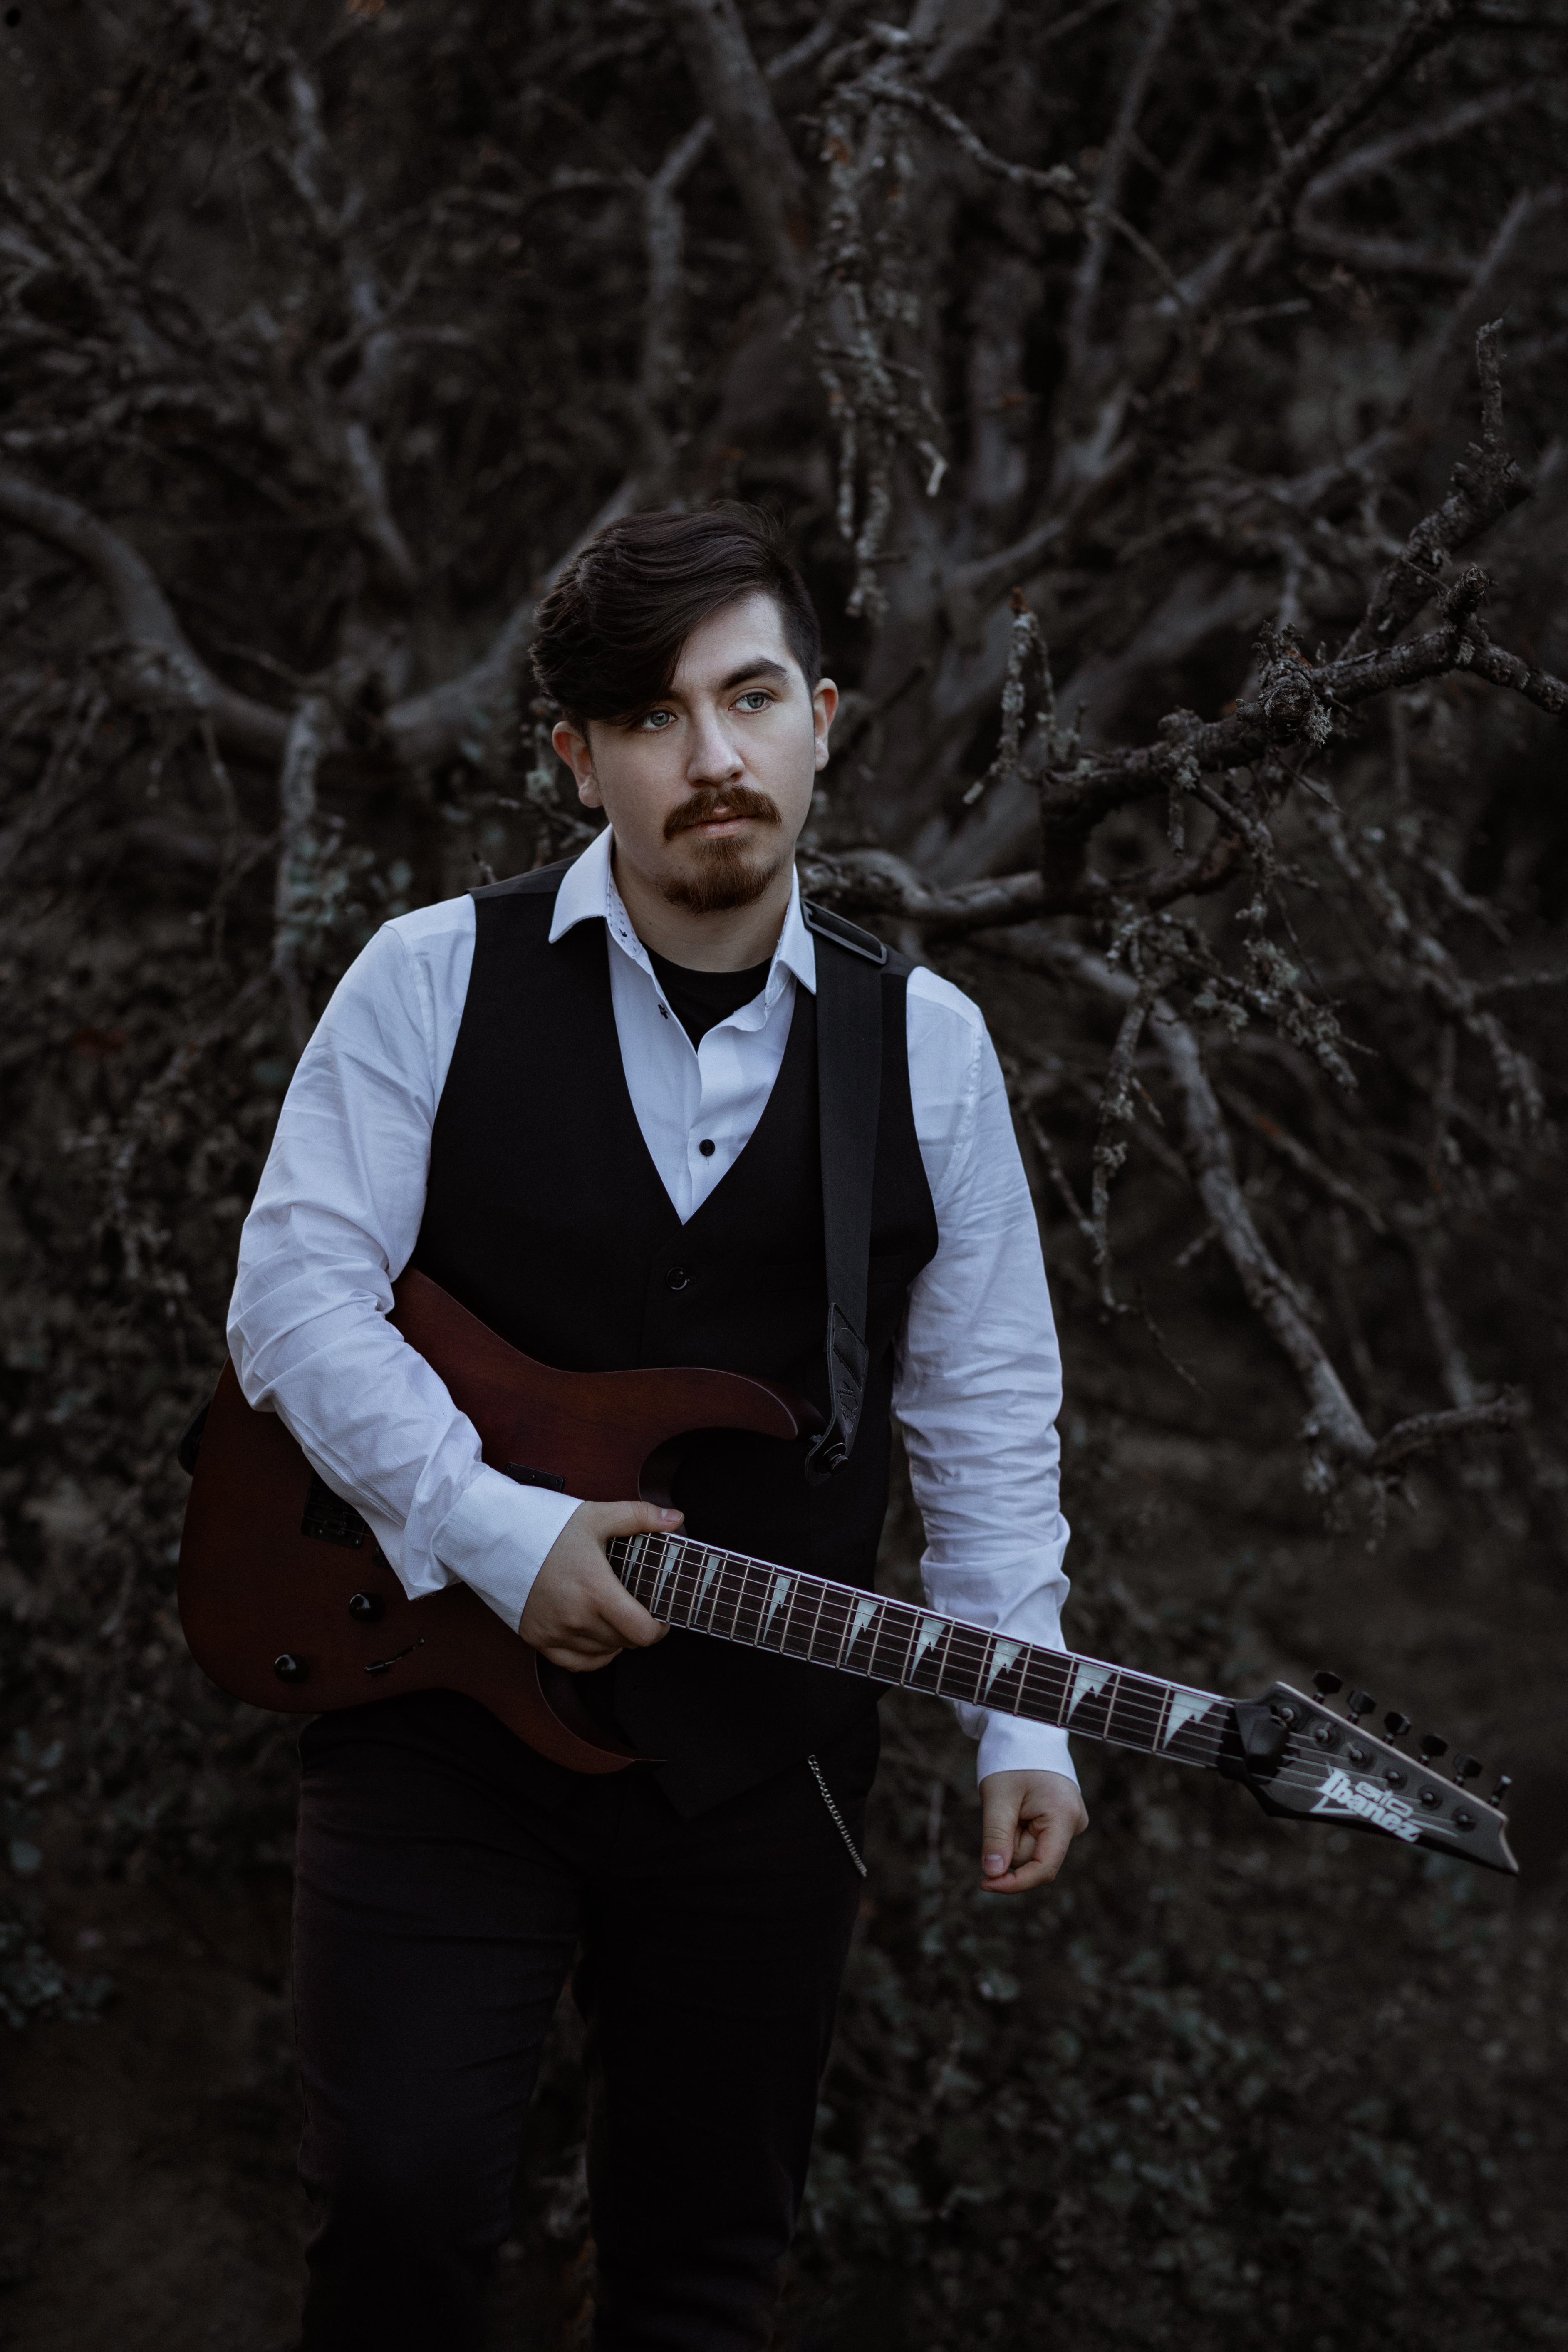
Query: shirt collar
[[547, 827, 818, 996]]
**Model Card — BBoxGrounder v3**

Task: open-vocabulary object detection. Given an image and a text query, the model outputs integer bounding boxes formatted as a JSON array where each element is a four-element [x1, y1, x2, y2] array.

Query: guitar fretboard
[[607, 1533, 1234, 1770]]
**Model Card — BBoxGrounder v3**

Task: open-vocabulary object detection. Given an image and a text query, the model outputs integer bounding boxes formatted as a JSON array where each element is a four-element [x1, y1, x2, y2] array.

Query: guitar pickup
[[300, 1471, 369, 1548]]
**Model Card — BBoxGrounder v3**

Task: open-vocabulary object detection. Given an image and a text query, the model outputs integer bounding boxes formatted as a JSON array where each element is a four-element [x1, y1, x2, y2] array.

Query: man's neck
[[609, 840, 795, 972]]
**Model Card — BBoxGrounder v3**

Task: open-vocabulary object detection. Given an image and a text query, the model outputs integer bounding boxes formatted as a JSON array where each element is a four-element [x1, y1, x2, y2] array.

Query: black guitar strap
[[800, 900, 889, 1486]]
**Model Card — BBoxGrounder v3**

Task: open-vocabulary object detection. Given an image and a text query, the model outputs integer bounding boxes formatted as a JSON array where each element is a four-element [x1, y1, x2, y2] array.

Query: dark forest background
[[2, 0, 1566, 2345]]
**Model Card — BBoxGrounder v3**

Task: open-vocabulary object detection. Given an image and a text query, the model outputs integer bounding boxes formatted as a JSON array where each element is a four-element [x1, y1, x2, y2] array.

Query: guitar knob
[[1418, 1734, 1448, 1763], [1382, 1711, 1412, 1742], [1488, 1775, 1513, 1809], [1347, 1690, 1375, 1724], [273, 1653, 310, 1685], [348, 1592, 385, 1623], [1313, 1669, 1343, 1703], [1453, 1754, 1482, 1782]]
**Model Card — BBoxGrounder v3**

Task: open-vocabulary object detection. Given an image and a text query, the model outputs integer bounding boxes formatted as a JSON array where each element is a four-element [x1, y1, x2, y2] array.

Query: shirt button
[[666, 1267, 690, 1292], [699, 1138, 715, 1157]]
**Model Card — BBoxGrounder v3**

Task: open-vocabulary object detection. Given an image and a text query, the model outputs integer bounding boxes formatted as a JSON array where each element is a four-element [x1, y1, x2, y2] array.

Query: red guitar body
[[176, 1269, 819, 1773]]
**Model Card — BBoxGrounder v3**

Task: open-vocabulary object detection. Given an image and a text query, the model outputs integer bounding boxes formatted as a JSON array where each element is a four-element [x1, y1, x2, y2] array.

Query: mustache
[[663, 785, 782, 841]]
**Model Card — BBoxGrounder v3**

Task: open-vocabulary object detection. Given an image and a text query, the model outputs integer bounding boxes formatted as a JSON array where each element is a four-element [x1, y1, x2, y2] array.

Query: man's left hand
[[978, 1770, 1087, 1893]]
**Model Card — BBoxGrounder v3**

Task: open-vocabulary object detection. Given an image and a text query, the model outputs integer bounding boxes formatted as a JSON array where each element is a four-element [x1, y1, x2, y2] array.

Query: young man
[[229, 507, 1086, 2351]]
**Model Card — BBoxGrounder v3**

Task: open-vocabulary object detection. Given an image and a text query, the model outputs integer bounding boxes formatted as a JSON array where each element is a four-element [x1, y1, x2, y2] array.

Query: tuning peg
[[1313, 1670, 1343, 1704], [1453, 1755, 1482, 1783], [1489, 1775, 1513, 1810], [1418, 1734, 1448, 1763], [1346, 1690, 1375, 1725], [1382, 1710, 1411, 1742]]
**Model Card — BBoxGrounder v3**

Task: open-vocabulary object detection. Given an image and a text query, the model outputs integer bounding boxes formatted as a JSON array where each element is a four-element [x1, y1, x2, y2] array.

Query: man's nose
[[686, 705, 744, 786]]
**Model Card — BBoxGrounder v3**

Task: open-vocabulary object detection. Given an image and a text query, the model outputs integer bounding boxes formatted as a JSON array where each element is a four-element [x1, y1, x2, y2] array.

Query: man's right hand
[[518, 1499, 681, 1670]]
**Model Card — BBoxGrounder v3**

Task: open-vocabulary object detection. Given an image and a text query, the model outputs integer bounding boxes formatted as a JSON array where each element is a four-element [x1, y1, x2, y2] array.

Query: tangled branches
[[1, 1, 1566, 2335]]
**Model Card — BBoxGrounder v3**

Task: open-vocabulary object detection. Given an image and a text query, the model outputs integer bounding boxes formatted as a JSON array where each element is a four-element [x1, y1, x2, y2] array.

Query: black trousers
[[292, 1690, 875, 2351]]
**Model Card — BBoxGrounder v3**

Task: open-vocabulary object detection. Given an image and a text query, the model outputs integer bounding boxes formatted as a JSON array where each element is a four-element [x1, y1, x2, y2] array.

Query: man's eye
[[639, 709, 676, 730], [736, 691, 773, 711]]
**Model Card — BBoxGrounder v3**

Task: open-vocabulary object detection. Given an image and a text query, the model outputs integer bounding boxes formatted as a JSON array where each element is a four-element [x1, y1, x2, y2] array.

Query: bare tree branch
[[1337, 319, 1527, 659], [0, 468, 288, 760], [990, 926, 1382, 1465], [666, 0, 811, 295]]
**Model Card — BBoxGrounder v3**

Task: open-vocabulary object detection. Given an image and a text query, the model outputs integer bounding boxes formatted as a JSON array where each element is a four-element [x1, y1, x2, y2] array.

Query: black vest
[[415, 866, 939, 1812]]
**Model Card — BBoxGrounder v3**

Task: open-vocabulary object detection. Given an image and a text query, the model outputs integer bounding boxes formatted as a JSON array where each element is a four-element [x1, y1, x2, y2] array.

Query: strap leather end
[[804, 1304, 869, 1484]]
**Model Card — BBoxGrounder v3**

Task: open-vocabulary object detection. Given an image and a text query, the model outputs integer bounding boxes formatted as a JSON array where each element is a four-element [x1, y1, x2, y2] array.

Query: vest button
[[666, 1266, 690, 1292]]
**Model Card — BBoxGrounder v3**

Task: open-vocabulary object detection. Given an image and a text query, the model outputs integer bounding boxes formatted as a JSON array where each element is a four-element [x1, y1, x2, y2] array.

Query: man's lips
[[673, 809, 765, 838], [664, 787, 782, 842]]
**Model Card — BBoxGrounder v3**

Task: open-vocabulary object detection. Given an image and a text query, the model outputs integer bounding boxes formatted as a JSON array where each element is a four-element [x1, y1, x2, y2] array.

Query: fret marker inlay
[[762, 1572, 793, 1641], [1065, 1661, 1113, 1717], [651, 1544, 680, 1616], [983, 1639, 1022, 1699], [912, 1615, 945, 1670], [1162, 1689, 1213, 1746]]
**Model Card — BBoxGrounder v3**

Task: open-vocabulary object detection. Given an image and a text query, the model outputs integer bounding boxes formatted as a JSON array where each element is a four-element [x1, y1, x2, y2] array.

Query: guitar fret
[[641, 1537, 666, 1613], [782, 1575, 828, 1660], [835, 1590, 880, 1673], [615, 1534, 648, 1606], [1011, 1645, 1065, 1724], [1035, 1651, 1073, 1724], [1053, 1655, 1117, 1732], [1160, 1685, 1227, 1760], [869, 1600, 918, 1684], [903, 1611, 952, 1693], [649, 1538, 682, 1621], [810, 1584, 854, 1668], [690, 1547, 727, 1632], [1104, 1671, 1168, 1754], [666, 1539, 702, 1626], [716, 1556, 747, 1640], [731, 1561, 768, 1647], [759, 1568, 795, 1649], [934, 1628, 984, 1708]]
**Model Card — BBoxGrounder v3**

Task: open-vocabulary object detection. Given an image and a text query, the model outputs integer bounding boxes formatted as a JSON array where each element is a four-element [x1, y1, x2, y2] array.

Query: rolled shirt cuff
[[973, 1715, 1078, 1788], [432, 1465, 582, 1631]]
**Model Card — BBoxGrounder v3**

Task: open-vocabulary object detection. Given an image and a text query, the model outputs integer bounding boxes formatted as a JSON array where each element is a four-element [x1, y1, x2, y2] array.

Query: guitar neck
[[607, 1532, 1234, 1772]]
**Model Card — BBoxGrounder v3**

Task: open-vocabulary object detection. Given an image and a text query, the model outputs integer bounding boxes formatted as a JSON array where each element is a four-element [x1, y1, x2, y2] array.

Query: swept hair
[[530, 504, 823, 729]]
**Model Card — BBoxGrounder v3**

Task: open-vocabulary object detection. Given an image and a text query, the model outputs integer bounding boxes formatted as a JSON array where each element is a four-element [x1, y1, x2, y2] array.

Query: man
[[229, 506, 1086, 2350]]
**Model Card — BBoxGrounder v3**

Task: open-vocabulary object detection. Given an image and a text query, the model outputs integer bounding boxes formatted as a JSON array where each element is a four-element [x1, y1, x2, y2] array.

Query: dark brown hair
[[530, 505, 823, 729]]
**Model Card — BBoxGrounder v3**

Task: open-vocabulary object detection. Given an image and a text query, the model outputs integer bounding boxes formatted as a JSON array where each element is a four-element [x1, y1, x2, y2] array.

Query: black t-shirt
[[647, 947, 773, 1049]]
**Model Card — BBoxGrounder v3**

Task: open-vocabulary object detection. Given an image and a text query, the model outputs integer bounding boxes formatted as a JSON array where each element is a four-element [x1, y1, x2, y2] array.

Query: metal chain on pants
[[806, 1752, 867, 1879]]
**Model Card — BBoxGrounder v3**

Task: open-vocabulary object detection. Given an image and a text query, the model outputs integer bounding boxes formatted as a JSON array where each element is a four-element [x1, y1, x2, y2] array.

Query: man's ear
[[552, 719, 602, 808], [812, 678, 838, 771]]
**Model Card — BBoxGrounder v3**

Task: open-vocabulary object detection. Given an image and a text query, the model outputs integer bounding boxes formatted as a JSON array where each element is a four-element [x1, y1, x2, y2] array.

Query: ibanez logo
[[1310, 1765, 1434, 1844]]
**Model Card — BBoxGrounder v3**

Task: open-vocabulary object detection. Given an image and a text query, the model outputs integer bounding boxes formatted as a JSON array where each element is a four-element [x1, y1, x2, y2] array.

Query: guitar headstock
[[1223, 1679, 1518, 1876]]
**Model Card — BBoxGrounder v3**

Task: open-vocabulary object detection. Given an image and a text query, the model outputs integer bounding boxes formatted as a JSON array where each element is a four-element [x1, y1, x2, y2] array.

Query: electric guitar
[[176, 1269, 1518, 1875]]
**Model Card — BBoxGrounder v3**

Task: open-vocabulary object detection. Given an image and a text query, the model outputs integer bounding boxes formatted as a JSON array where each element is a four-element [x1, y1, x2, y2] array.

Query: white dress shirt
[[228, 828, 1075, 1784]]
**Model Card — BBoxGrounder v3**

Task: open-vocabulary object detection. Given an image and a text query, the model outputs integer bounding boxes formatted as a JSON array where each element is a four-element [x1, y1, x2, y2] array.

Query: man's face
[[552, 592, 836, 917]]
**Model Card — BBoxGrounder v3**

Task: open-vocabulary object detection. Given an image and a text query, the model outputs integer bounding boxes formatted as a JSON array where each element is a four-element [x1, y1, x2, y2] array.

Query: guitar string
[[606, 1536, 1496, 1832], [612, 1534, 1234, 1754], [616, 1537, 1335, 1765], [629, 1539, 1487, 1830], [615, 1538, 1413, 1783]]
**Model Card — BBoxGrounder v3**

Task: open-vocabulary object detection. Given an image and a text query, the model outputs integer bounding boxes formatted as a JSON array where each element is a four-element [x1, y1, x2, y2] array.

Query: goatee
[[660, 784, 785, 915]]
